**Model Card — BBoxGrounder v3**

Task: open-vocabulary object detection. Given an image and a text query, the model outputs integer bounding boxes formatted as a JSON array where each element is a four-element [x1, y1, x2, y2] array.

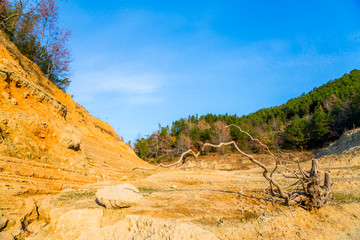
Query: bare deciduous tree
[[0, 0, 71, 90], [0, 0, 44, 31], [133, 124, 332, 209], [211, 120, 231, 154]]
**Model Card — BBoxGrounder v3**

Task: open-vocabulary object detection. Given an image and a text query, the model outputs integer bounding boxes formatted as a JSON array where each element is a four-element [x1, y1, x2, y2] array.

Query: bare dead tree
[[133, 125, 332, 209], [0, 0, 45, 31]]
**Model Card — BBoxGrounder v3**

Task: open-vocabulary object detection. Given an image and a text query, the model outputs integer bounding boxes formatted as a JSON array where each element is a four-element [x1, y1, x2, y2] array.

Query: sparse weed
[[138, 186, 162, 193], [57, 189, 96, 202], [242, 211, 260, 221], [332, 192, 360, 203]]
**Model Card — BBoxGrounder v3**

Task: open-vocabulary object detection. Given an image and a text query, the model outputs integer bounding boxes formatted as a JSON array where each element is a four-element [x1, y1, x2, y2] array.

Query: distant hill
[[135, 69, 360, 161]]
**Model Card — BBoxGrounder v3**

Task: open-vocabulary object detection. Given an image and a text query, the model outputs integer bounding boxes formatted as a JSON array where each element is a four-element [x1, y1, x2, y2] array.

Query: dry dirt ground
[[12, 156, 359, 240]]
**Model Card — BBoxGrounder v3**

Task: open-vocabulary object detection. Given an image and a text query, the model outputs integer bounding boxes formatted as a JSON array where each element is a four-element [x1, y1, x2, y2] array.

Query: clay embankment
[[317, 128, 360, 165], [0, 30, 151, 238]]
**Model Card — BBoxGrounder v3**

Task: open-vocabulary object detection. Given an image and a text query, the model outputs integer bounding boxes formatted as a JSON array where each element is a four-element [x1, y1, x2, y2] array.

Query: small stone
[[1, 92, 10, 100], [24, 91, 30, 99], [15, 79, 22, 88], [170, 185, 177, 189], [95, 183, 143, 209], [10, 98, 18, 105], [60, 132, 81, 151], [0, 113, 8, 124], [0, 71, 7, 81], [36, 92, 45, 102], [0, 215, 9, 231]]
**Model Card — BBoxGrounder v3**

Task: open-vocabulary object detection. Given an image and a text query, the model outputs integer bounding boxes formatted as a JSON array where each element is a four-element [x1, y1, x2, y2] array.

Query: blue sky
[[58, 0, 360, 144]]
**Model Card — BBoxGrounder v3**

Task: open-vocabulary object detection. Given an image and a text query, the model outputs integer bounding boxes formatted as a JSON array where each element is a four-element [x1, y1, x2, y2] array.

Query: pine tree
[[311, 106, 330, 143], [284, 115, 310, 149]]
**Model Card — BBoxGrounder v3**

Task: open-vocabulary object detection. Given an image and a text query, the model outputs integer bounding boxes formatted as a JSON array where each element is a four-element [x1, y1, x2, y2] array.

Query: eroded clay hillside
[[0, 30, 151, 237]]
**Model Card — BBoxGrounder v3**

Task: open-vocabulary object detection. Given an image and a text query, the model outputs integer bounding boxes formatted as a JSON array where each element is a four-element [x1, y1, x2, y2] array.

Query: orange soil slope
[[0, 30, 151, 228]]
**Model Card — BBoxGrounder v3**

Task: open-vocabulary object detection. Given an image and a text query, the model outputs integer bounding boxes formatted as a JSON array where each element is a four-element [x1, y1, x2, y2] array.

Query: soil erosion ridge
[[0, 30, 151, 237]]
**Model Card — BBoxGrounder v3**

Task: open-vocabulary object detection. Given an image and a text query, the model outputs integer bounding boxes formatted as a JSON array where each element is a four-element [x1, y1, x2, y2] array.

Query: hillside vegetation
[[0, 0, 71, 90], [135, 70, 360, 162]]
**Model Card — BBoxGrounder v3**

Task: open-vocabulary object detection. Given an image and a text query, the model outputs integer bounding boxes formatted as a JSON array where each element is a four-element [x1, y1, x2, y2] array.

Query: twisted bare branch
[[133, 124, 332, 208], [132, 149, 201, 171]]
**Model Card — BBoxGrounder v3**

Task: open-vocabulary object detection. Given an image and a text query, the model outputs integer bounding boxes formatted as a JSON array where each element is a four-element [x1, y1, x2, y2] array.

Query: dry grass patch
[[57, 189, 96, 202], [332, 191, 360, 203]]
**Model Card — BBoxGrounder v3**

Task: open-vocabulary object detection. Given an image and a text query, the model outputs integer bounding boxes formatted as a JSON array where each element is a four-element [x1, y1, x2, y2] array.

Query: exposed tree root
[[133, 125, 332, 209]]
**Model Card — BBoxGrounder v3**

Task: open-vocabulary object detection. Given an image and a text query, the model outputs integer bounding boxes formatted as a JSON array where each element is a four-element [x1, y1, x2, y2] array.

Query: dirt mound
[[0, 30, 151, 237], [316, 128, 360, 166], [317, 128, 360, 157]]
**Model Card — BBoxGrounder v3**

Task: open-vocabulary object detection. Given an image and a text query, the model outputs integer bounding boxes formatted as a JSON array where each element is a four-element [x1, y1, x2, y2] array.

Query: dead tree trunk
[[306, 159, 332, 207], [133, 125, 332, 209]]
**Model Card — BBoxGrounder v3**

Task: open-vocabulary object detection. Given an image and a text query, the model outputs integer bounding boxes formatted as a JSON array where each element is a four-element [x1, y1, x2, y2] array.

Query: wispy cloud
[[69, 66, 165, 106], [97, 72, 163, 94]]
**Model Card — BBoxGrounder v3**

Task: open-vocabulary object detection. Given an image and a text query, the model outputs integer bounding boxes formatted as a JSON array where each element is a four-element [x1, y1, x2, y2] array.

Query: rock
[[55, 209, 103, 239], [28, 210, 219, 240], [0, 71, 7, 81], [1, 92, 10, 100], [0, 112, 8, 124], [24, 91, 30, 99], [37, 197, 55, 222], [0, 215, 9, 231], [34, 208, 104, 240], [95, 183, 143, 209], [60, 132, 81, 151], [20, 198, 39, 229], [36, 92, 45, 102], [10, 98, 18, 105], [101, 215, 220, 240]]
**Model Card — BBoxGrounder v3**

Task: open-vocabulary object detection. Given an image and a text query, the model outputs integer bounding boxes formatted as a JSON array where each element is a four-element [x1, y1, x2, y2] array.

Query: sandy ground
[[17, 157, 360, 240]]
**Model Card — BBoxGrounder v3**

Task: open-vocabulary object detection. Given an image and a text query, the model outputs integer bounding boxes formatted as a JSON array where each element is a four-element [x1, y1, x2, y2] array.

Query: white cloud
[[97, 72, 163, 94], [68, 66, 165, 106]]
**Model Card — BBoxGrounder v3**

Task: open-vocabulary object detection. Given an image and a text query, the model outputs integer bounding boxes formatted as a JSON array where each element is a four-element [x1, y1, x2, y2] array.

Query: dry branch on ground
[[133, 125, 332, 209]]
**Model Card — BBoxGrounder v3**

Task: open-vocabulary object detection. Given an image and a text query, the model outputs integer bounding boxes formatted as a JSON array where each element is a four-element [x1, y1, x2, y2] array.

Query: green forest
[[135, 69, 360, 162]]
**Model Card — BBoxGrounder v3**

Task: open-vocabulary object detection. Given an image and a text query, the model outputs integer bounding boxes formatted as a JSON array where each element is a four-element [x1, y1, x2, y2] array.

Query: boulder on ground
[[60, 132, 81, 151], [95, 183, 143, 209]]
